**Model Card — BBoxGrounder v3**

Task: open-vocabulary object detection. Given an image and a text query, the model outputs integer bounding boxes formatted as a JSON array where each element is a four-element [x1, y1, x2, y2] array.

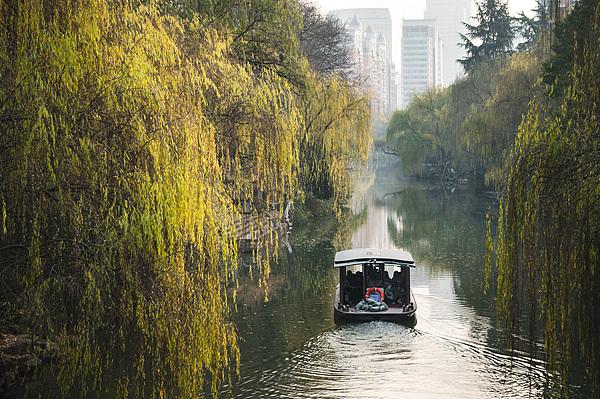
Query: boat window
[[365, 264, 384, 287], [384, 265, 397, 279], [344, 265, 363, 287], [346, 265, 362, 274]]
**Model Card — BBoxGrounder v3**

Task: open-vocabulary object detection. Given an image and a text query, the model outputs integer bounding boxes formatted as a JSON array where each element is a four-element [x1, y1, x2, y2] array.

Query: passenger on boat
[[392, 271, 403, 304], [344, 270, 363, 304], [355, 271, 363, 293], [345, 270, 354, 284], [344, 271, 353, 303], [383, 271, 394, 304], [366, 264, 383, 287]]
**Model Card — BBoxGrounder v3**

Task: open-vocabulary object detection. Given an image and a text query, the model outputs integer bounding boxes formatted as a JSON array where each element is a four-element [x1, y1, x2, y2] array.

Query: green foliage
[[484, 208, 492, 293], [459, 0, 514, 72], [514, 1, 552, 53], [388, 0, 600, 392], [542, 0, 597, 95], [387, 53, 539, 186], [0, 0, 371, 397], [493, 0, 600, 393], [300, 74, 371, 208], [386, 88, 453, 177], [459, 54, 540, 184], [0, 2, 243, 395]]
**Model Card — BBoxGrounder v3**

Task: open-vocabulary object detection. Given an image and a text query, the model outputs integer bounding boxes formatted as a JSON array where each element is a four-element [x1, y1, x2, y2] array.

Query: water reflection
[[228, 155, 585, 398]]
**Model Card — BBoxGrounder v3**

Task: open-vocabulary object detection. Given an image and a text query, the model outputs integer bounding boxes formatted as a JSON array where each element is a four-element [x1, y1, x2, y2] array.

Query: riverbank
[[0, 334, 57, 396]]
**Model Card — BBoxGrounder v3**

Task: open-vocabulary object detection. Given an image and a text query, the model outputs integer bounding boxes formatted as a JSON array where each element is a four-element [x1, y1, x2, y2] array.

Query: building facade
[[401, 19, 443, 107], [424, 0, 471, 86], [330, 8, 398, 118], [329, 8, 393, 60]]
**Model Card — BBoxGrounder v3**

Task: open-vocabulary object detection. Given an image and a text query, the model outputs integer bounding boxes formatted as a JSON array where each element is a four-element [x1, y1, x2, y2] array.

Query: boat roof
[[334, 248, 415, 268]]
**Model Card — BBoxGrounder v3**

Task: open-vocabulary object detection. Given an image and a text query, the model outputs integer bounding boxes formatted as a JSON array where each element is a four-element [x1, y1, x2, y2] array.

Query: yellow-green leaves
[[1, 196, 6, 237], [300, 73, 371, 213], [484, 208, 493, 293], [493, 1, 600, 392], [0, 1, 371, 397]]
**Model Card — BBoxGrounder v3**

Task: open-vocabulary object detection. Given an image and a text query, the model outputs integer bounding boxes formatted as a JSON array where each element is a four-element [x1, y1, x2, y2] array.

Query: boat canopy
[[334, 248, 415, 268]]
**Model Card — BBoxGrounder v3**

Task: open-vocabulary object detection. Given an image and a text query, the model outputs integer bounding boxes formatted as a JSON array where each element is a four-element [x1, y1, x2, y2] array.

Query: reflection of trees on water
[[381, 183, 552, 359], [234, 206, 368, 362], [350, 156, 497, 312], [383, 184, 497, 315], [235, 243, 336, 359]]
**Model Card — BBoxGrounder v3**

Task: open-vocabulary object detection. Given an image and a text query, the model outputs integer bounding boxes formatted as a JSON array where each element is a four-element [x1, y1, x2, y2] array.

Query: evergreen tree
[[459, 0, 514, 72], [542, 0, 595, 94], [514, 1, 551, 53]]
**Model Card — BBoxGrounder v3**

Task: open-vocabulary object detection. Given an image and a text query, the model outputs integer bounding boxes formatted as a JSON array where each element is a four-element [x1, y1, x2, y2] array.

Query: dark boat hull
[[333, 306, 416, 323], [333, 286, 417, 325]]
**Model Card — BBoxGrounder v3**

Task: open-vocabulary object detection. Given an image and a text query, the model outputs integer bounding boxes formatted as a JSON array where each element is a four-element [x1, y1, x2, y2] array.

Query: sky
[[313, 0, 537, 67]]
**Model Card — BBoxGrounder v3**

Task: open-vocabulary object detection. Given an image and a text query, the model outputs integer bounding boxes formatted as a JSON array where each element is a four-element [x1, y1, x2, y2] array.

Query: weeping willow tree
[[0, 0, 370, 397], [386, 88, 453, 178], [459, 53, 540, 185], [300, 74, 371, 211], [0, 2, 244, 396], [493, 0, 600, 394]]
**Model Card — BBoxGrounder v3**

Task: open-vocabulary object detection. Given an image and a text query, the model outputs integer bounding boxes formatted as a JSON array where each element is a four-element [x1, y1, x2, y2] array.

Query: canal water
[[227, 156, 586, 399]]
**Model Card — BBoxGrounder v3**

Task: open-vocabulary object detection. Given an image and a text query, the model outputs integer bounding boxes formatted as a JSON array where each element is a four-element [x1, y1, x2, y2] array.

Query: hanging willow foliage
[[0, 1, 247, 396], [493, 1, 600, 395], [0, 0, 371, 396], [300, 74, 371, 212]]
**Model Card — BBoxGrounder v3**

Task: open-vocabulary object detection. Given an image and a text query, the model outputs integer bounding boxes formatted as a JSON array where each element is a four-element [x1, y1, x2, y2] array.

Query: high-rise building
[[401, 19, 443, 107], [424, 0, 471, 86], [330, 8, 398, 118], [329, 8, 393, 61], [435, 32, 444, 86], [387, 62, 398, 112], [347, 16, 364, 69]]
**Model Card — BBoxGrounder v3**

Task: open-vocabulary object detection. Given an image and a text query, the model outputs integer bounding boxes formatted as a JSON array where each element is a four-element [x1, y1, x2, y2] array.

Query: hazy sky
[[313, 0, 537, 67]]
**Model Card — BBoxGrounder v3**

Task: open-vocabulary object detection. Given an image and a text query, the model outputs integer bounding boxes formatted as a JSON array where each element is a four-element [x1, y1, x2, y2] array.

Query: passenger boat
[[333, 248, 417, 323]]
